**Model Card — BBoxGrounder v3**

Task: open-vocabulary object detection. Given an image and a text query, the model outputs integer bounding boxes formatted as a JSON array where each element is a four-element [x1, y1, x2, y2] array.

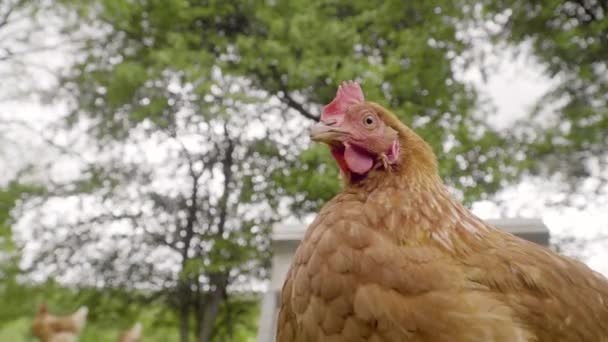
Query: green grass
[[0, 296, 180, 341], [0, 282, 259, 341]]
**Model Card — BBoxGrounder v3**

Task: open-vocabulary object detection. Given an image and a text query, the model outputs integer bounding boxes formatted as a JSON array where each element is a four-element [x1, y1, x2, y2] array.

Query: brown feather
[[277, 102, 608, 341], [31, 306, 88, 342]]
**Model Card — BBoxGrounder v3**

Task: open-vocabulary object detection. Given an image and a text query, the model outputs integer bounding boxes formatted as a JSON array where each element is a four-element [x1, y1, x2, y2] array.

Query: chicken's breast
[[277, 187, 608, 342]]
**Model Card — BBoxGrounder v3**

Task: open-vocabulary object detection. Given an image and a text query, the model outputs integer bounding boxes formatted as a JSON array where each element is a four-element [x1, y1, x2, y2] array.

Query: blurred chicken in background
[[31, 304, 88, 342], [119, 322, 142, 342]]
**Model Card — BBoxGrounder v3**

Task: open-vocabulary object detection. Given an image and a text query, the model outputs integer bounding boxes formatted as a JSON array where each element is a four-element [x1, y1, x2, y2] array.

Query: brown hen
[[276, 81, 608, 342], [31, 304, 88, 342], [119, 322, 142, 342]]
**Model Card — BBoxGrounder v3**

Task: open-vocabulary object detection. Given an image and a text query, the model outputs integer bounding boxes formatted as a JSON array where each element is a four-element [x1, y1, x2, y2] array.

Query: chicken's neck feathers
[[339, 171, 490, 254], [336, 104, 491, 252]]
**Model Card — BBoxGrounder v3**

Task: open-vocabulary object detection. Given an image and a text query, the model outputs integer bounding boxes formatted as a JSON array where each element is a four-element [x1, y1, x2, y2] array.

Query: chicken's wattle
[[344, 143, 374, 174]]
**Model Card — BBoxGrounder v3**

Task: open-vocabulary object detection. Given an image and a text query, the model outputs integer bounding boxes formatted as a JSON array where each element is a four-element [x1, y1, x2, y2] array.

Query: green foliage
[[475, 0, 608, 186], [0, 182, 43, 275], [213, 298, 260, 342], [0, 182, 50, 333], [226, 0, 519, 203], [60, 0, 523, 208], [0, 182, 41, 245]]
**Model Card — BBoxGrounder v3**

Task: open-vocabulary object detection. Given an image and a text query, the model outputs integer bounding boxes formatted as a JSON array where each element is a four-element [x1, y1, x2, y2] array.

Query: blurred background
[[0, 0, 606, 341]]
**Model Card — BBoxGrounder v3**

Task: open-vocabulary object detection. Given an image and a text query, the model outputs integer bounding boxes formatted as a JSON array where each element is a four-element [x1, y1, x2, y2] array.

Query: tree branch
[[0, 0, 24, 29], [278, 91, 320, 121], [196, 124, 234, 342], [69, 211, 143, 228], [573, 0, 599, 22], [270, 65, 320, 121], [0, 118, 91, 163], [216, 124, 234, 237], [0, 35, 85, 62]]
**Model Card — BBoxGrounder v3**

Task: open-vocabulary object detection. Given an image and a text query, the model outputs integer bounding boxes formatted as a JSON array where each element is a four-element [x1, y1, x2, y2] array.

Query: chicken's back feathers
[[277, 102, 608, 341]]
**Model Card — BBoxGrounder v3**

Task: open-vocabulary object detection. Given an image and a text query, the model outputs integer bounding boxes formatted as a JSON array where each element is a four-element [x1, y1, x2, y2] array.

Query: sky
[[1, 11, 607, 278]]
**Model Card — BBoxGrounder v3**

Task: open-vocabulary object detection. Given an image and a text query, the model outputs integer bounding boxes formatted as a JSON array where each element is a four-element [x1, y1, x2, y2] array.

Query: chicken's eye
[[363, 115, 376, 127]]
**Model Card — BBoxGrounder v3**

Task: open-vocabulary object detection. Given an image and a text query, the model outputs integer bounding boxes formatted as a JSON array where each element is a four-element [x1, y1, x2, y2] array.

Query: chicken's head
[[310, 81, 400, 177], [31, 304, 50, 339]]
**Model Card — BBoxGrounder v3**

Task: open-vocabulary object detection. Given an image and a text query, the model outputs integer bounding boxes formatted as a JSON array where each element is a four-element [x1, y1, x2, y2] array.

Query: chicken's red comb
[[321, 80, 364, 120]]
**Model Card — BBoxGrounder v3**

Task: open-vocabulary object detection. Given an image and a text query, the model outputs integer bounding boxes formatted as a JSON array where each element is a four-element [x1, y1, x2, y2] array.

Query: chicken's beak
[[310, 121, 347, 144]]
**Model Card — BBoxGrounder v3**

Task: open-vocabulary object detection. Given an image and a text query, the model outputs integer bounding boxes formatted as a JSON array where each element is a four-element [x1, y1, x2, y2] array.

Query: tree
[[0, 1, 82, 333], [0, 0, 78, 101], [225, 0, 522, 205], [24, 0, 535, 340], [25, 73, 283, 341], [0, 181, 44, 326], [473, 0, 608, 193], [467, 0, 607, 259]]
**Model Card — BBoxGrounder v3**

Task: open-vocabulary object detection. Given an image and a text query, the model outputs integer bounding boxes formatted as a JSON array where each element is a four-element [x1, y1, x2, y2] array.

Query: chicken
[[276, 81, 608, 341], [119, 322, 142, 342], [31, 304, 88, 342]]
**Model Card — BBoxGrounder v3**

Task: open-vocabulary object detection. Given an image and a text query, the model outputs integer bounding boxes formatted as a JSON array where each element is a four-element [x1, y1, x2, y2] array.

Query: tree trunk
[[198, 275, 227, 342], [198, 128, 233, 342], [194, 278, 202, 338], [178, 279, 192, 342], [197, 291, 222, 342], [179, 303, 190, 342]]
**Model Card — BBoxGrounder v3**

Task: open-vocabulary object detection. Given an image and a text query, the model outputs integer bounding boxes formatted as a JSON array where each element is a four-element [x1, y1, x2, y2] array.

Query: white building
[[257, 218, 550, 342]]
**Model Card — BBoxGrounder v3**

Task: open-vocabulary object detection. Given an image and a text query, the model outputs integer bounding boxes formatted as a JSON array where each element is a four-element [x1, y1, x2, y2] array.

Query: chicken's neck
[[333, 119, 491, 252], [342, 161, 489, 253], [345, 128, 441, 192]]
